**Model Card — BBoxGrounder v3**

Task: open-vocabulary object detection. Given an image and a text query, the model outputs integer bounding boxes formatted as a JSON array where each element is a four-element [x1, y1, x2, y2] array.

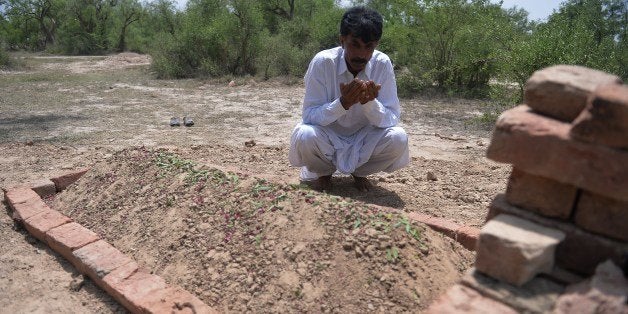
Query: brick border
[[3, 168, 480, 313], [3, 169, 217, 314], [406, 212, 480, 251]]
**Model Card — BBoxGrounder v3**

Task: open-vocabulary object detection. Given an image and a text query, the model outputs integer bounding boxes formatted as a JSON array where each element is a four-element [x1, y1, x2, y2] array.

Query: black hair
[[340, 6, 383, 43]]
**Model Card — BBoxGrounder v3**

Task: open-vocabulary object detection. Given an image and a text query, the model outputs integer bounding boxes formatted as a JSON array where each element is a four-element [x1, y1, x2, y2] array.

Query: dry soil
[[0, 53, 511, 313]]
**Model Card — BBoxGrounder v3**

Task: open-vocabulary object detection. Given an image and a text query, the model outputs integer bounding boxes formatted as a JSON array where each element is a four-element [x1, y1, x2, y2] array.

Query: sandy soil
[[0, 53, 511, 312]]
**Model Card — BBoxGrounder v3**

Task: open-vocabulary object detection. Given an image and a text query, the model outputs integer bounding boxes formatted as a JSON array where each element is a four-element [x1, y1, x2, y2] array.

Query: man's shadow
[[326, 176, 405, 209]]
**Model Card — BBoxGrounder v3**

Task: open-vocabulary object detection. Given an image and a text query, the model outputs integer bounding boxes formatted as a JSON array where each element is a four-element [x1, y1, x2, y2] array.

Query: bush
[[0, 49, 10, 68], [0, 40, 13, 68], [395, 67, 431, 98], [465, 84, 519, 129]]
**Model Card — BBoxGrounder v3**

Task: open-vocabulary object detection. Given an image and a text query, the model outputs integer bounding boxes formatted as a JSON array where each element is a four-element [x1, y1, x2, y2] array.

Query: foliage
[[0, 0, 624, 97], [0, 46, 10, 67], [502, 0, 627, 92]]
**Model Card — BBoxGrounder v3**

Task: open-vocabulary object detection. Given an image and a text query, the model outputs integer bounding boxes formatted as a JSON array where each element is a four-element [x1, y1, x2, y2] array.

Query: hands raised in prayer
[[339, 78, 382, 110]]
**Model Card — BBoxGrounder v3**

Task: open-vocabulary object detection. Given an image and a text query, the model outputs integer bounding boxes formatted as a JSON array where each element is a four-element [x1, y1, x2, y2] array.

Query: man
[[288, 6, 410, 192]]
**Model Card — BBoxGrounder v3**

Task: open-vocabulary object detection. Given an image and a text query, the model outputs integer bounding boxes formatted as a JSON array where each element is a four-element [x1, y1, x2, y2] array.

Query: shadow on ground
[[0, 114, 85, 142], [327, 176, 406, 209]]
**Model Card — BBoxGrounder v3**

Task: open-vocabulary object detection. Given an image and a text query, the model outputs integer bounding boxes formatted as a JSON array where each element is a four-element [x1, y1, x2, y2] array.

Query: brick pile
[[427, 65, 628, 313]]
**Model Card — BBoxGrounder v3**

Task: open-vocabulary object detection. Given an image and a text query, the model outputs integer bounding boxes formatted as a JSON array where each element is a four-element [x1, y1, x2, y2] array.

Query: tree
[[263, 0, 295, 20], [5, 0, 61, 49], [57, 0, 116, 53], [504, 0, 627, 94], [113, 0, 140, 51]]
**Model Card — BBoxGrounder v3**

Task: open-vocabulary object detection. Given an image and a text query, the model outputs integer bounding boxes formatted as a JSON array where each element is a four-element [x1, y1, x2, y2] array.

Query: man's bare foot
[[306, 175, 332, 192], [352, 175, 372, 192]]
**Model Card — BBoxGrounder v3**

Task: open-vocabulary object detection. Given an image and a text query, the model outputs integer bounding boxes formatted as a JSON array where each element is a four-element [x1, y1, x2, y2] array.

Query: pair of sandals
[[170, 117, 194, 127]]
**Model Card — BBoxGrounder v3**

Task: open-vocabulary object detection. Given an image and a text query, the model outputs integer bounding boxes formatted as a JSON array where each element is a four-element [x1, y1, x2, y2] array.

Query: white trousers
[[289, 124, 410, 180]]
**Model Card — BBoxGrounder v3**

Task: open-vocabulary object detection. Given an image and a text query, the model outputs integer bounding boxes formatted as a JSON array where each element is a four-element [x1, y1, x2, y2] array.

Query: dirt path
[[0, 53, 510, 312]]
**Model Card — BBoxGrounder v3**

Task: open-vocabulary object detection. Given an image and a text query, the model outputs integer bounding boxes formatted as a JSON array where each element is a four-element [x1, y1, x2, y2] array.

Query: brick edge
[[406, 212, 480, 251], [4, 169, 217, 314]]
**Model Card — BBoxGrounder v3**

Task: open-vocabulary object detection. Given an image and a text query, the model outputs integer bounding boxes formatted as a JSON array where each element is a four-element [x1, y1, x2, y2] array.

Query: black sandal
[[170, 117, 181, 126], [183, 117, 194, 127]]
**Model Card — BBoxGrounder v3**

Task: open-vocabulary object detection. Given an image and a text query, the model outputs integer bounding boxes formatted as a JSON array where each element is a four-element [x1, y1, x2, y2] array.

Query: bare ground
[[0, 53, 511, 312]]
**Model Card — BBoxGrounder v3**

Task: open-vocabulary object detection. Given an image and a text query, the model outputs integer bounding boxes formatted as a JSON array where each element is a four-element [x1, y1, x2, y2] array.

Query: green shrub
[[0, 49, 9, 68], [466, 84, 519, 129], [396, 68, 431, 98]]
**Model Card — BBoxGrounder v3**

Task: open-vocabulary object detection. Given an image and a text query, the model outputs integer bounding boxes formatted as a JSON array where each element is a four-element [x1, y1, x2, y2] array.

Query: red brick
[[462, 268, 565, 313], [29, 179, 57, 198], [476, 214, 564, 286], [486, 105, 628, 202], [425, 217, 461, 239], [488, 194, 628, 276], [408, 212, 476, 249], [106, 270, 168, 313], [23, 209, 72, 242], [10, 197, 50, 221], [575, 191, 628, 242], [102, 263, 216, 313], [72, 240, 134, 280], [524, 65, 622, 122], [455, 226, 479, 251], [50, 168, 89, 192], [139, 285, 217, 314], [4, 187, 40, 209], [571, 83, 628, 149], [554, 260, 628, 314], [45, 222, 100, 263], [506, 168, 578, 219], [102, 261, 139, 287], [406, 212, 432, 225], [425, 284, 518, 314]]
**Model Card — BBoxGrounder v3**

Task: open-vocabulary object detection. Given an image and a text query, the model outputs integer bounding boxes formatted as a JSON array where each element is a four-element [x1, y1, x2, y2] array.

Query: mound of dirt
[[52, 147, 474, 313]]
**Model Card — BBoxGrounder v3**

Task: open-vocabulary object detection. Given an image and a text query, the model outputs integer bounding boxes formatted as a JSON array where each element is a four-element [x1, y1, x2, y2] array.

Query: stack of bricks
[[427, 65, 628, 313]]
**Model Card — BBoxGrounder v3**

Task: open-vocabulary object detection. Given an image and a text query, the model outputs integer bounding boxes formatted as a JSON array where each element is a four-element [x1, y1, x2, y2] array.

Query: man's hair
[[340, 6, 383, 43]]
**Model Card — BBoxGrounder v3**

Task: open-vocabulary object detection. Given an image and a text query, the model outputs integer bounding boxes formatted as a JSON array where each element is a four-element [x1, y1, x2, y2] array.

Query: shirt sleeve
[[301, 57, 346, 126], [362, 58, 400, 128]]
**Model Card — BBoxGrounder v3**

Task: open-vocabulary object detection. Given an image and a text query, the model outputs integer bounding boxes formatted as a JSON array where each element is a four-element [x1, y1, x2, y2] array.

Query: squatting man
[[289, 6, 409, 192]]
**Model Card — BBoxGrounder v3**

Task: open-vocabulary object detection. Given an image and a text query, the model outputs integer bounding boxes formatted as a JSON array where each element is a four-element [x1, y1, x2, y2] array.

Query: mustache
[[351, 58, 368, 64]]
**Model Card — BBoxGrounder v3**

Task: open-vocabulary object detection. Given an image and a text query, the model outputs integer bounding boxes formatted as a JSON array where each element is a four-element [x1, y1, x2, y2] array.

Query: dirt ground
[[0, 53, 511, 312]]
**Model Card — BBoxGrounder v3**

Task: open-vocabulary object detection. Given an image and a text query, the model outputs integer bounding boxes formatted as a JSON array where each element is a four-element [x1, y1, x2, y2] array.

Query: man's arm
[[361, 59, 401, 128], [301, 57, 346, 126]]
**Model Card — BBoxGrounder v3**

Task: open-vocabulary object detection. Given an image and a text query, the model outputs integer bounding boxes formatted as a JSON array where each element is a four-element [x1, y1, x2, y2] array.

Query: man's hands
[[340, 78, 382, 110]]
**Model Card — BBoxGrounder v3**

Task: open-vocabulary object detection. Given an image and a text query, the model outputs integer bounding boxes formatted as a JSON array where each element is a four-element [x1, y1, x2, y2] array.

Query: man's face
[[340, 33, 378, 75]]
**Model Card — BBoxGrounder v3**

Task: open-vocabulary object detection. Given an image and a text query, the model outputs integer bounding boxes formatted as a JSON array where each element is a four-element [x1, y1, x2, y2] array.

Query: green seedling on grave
[[254, 234, 263, 247], [386, 247, 400, 263], [165, 195, 175, 207], [226, 172, 240, 185], [289, 183, 305, 190], [315, 262, 327, 271], [353, 217, 362, 229], [268, 204, 284, 211], [187, 169, 209, 184], [276, 193, 287, 202], [395, 216, 423, 242], [252, 181, 273, 195], [294, 288, 303, 299]]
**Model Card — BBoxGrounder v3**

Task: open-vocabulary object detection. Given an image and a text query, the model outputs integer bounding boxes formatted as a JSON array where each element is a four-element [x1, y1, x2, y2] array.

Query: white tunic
[[288, 46, 409, 179]]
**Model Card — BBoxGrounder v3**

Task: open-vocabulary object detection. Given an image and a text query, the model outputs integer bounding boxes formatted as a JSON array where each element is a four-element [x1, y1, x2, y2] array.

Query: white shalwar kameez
[[289, 46, 410, 181]]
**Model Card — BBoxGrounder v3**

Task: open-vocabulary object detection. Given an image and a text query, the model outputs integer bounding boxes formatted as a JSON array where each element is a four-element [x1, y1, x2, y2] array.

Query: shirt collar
[[337, 47, 373, 79]]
